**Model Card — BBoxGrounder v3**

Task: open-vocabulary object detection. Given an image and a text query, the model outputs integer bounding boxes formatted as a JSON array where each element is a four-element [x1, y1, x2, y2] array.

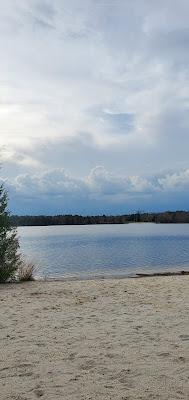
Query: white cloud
[[158, 169, 189, 191], [2, 164, 189, 214], [13, 168, 87, 196], [6, 165, 189, 200], [1, 1, 189, 212]]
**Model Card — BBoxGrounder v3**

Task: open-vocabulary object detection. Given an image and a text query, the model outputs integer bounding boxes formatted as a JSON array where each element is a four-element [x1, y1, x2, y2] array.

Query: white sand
[[0, 276, 189, 400]]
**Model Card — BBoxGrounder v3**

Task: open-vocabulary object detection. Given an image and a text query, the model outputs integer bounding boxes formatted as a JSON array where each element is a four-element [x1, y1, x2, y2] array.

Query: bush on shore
[[0, 183, 36, 283], [0, 183, 21, 283], [17, 261, 36, 282]]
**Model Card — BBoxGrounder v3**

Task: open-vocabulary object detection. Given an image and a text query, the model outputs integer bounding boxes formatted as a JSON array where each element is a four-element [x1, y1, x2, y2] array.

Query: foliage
[[10, 210, 189, 226], [18, 261, 36, 282], [0, 183, 21, 282]]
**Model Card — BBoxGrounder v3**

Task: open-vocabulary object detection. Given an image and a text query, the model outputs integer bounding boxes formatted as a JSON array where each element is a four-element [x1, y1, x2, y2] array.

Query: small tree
[[0, 183, 21, 282]]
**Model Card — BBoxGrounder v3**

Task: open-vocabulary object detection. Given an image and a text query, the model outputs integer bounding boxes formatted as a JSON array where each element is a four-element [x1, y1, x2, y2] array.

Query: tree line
[[10, 211, 189, 226]]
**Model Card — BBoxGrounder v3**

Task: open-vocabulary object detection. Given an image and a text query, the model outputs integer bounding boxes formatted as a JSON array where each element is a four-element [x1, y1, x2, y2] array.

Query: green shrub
[[0, 183, 21, 282]]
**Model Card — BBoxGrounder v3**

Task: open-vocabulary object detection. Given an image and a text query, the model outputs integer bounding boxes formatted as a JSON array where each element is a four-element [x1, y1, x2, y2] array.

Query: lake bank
[[1, 275, 189, 399], [32, 269, 189, 282]]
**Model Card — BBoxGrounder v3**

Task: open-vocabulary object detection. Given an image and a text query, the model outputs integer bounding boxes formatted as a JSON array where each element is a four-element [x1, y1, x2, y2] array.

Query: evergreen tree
[[0, 183, 21, 282]]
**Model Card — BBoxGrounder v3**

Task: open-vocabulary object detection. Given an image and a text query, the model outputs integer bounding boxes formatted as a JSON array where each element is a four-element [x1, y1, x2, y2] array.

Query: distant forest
[[10, 211, 189, 226]]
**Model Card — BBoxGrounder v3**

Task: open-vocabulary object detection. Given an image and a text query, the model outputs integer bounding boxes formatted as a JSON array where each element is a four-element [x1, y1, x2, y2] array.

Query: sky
[[1, 0, 189, 215]]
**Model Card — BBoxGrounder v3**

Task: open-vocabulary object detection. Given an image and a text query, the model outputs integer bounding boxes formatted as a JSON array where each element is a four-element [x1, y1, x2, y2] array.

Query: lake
[[18, 223, 189, 279]]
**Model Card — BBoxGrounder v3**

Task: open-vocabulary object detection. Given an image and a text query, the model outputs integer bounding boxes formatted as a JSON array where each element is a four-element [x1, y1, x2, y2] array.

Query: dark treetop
[[11, 211, 189, 226]]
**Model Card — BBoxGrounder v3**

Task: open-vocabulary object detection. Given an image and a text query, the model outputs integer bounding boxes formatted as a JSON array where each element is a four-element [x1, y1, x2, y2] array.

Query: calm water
[[18, 223, 189, 279]]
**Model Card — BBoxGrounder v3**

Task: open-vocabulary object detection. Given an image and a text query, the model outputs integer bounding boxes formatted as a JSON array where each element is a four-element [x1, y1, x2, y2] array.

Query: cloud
[[158, 169, 189, 191], [2, 165, 189, 215], [1, 1, 189, 212], [12, 168, 87, 197]]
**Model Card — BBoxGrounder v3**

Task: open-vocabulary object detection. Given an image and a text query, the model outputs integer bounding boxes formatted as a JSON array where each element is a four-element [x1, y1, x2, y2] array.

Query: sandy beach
[[0, 276, 189, 400]]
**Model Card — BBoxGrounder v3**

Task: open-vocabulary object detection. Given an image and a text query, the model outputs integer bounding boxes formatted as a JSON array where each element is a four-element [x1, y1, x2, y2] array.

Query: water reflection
[[18, 223, 189, 278]]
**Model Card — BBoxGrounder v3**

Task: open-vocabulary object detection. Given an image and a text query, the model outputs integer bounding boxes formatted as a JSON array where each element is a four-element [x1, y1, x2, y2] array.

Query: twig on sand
[[136, 270, 189, 278]]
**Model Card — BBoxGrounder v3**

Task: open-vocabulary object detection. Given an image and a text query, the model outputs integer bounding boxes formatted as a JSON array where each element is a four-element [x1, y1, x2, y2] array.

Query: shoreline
[[32, 269, 189, 283], [2, 269, 189, 286]]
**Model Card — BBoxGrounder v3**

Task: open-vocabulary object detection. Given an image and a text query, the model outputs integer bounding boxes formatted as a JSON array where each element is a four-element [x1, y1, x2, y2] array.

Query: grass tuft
[[18, 261, 36, 282]]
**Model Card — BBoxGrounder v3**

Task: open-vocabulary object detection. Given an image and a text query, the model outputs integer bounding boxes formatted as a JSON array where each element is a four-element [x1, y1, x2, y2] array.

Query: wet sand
[[0, 276, 189, 399]]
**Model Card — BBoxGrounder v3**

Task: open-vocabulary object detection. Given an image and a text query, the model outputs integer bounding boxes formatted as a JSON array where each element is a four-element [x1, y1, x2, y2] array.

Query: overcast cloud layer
[[1, 0, 189, 214]]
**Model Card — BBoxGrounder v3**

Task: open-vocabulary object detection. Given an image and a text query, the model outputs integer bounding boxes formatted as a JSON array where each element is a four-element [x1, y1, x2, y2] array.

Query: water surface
[[18, 223, 189, 279]]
